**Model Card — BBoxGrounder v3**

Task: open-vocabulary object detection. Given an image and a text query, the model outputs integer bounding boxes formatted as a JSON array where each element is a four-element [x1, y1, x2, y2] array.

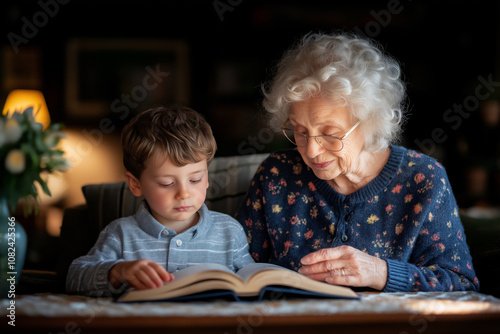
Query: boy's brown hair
[[121, 105, 217, 179]]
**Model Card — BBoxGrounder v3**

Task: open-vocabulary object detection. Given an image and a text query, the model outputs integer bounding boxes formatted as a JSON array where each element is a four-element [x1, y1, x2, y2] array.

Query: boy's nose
[[176, 187, 190, 199]]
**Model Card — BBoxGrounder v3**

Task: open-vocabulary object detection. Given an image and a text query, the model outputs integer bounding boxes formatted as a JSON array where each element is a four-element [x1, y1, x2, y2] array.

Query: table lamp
[[2, 89, 51, 129]]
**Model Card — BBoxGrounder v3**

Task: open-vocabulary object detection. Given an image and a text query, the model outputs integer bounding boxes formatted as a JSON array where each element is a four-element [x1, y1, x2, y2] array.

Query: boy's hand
[[109, 259, 174, 290]]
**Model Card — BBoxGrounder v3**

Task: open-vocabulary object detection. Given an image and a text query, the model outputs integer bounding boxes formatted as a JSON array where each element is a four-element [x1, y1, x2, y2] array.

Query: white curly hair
[[262, 31, 407, 152]]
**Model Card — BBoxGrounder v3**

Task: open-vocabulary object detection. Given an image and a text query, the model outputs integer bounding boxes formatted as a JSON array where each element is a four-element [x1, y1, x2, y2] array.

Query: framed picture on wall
[[65, 38, 190, 119]]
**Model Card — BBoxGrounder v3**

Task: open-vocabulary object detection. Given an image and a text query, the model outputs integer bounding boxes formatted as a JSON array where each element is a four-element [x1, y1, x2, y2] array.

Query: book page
[[248, 268, 359, 298], [117, 263, 244, 302], [158, 263, 244, 293], [236, 263, 295, 282], [172, 263, 236, 281]]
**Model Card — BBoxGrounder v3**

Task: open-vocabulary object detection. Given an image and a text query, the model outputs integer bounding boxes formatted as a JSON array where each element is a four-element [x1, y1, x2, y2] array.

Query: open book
[[117, 262, 359, 302]]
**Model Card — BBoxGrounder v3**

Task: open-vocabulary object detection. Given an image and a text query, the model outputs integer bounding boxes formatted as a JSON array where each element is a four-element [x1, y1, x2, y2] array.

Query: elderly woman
[[236, 32, 479, 292]]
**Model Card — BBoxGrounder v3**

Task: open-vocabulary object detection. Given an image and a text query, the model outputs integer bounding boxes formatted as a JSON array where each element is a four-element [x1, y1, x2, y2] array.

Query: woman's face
[[288, 96, 364, 181]]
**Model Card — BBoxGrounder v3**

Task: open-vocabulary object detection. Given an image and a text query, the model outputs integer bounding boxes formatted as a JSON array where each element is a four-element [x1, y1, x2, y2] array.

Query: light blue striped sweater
[[66, 201, 254, 297]]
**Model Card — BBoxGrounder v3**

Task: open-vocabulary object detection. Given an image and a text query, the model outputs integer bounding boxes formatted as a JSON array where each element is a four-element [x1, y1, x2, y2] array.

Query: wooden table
[[3, 291, 500, 334]]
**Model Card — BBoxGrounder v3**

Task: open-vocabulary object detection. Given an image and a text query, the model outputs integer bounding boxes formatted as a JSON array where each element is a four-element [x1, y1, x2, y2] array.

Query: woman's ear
[[125, 171, 143, 197]]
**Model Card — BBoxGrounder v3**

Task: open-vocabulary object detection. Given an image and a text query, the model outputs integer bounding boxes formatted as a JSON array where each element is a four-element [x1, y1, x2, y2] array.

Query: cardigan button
[[341, 234, 349, 242], [345, 212, 353, 222]]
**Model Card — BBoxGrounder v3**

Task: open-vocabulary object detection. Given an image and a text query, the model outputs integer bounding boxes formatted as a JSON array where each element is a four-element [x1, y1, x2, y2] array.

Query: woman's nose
[[304, 136, 325, 159]]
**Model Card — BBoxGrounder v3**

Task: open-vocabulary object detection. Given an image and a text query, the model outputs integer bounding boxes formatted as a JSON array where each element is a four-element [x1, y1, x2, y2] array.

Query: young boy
[[66, 105, 255, 297]]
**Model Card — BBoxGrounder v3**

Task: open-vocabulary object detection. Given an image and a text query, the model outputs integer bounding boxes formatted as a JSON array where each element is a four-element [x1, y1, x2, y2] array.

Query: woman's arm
[[395, 167, 479, 292], [301, 168, 479, 292]]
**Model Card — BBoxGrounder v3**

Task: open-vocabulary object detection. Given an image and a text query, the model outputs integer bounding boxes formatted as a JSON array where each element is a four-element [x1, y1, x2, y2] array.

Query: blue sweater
[[236, 146, 479, 292]]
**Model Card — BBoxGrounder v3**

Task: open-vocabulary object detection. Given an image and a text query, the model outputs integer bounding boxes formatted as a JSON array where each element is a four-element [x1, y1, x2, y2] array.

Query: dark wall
[[2, 0, 500, 187]]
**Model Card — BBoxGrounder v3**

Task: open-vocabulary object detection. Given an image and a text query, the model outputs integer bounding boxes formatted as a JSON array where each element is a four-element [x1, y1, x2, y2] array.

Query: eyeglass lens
[[282, 127, 343, 151]]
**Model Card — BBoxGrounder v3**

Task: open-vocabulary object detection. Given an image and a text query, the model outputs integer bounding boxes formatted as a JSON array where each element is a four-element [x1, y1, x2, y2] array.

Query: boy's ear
[[125, 171, 143, 197]]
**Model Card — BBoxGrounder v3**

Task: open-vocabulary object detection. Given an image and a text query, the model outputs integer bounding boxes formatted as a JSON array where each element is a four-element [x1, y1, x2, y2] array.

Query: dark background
[[1, 0, 500, 268], [2, 0, 499, 154]]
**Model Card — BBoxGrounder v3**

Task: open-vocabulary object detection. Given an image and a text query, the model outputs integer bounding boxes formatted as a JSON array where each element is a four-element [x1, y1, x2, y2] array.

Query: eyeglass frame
[[281, 119, 361, 152]]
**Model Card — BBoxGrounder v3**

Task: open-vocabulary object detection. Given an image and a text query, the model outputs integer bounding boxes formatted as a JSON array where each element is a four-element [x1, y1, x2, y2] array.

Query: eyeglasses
[[281, 119, 361, 152]]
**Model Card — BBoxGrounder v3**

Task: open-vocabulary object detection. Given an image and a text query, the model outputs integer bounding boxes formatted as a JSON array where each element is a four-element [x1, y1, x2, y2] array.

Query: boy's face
[[126, 155, 209, 228]]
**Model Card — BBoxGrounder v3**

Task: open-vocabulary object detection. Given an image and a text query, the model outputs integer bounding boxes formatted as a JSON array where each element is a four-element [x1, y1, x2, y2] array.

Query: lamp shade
[[2, 89, 51, 129]]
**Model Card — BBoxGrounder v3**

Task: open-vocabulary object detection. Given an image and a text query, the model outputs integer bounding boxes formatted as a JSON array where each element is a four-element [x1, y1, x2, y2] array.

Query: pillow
[[205, 153, 269, 216]]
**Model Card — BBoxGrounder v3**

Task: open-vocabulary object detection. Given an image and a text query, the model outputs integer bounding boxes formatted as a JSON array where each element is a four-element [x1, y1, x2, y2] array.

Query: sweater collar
[[311, 145, 404, 206], [135, 200, 212, 239]]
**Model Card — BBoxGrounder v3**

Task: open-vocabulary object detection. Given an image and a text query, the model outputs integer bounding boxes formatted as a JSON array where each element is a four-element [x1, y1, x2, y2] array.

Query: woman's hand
[[298, 245, 388, 290], [109, 259, 174, 290]]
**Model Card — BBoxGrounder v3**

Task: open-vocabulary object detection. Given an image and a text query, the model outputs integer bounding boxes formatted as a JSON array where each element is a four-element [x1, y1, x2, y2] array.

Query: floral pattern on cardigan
[[236, 146, 479, 292]]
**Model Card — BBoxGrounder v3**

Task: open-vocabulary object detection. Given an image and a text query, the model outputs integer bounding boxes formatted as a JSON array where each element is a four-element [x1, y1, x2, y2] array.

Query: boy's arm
[[65, 225, 126, 297], [66, 222, 174, 296]]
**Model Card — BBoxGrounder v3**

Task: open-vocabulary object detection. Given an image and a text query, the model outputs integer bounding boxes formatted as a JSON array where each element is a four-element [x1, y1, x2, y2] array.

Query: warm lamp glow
[[2, 89, 51, 129]]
